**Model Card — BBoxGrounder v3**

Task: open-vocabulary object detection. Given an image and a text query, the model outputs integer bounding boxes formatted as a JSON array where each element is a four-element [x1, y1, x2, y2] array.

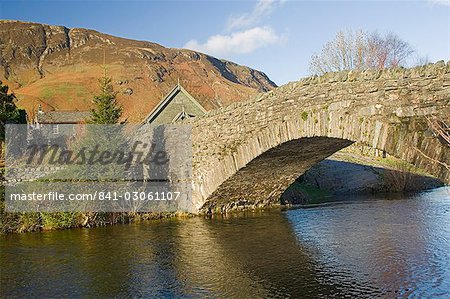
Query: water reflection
[[175, 213, 340, 298], [286, 187, 450, 297], [1, 187, 449, 298]]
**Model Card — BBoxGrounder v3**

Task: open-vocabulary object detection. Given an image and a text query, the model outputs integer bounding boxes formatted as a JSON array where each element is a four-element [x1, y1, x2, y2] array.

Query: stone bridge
[[189, 62, 450, 213]]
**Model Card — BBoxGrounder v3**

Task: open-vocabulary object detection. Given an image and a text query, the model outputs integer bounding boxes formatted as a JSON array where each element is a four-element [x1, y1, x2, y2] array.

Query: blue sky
[[1, 0, 449, 85]]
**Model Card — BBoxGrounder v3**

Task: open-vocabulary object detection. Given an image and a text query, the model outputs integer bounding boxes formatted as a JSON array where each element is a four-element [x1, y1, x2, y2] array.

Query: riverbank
[[1, 147, 445, 234], [280, 150, 443, 205], [0, 189, 194, 234]]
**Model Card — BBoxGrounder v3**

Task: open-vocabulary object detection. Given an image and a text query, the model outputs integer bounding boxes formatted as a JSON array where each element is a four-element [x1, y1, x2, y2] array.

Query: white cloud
[[184, 26, 281, 56], [183, 0, 286, 56], [428, 0, 450, 5], [227, 0, 284, 30]]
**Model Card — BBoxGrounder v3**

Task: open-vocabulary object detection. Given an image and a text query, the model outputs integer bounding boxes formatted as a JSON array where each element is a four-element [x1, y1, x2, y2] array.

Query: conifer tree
[[90, 75, 122, 124], [0, 81, 26, 141]]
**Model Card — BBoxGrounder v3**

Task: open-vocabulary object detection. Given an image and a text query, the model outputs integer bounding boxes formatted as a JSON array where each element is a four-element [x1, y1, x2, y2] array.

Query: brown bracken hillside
[[0, 20, 277, 122]]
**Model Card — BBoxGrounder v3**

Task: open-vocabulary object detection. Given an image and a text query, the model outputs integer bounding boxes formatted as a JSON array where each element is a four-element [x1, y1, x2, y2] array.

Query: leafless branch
[[425, 115, 450, 145], [413, 146, 450, 171], [309, 30, 415, 75]]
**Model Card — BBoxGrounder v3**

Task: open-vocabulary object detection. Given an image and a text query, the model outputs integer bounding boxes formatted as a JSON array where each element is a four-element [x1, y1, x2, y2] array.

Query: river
[[1, 187, 449, 298]]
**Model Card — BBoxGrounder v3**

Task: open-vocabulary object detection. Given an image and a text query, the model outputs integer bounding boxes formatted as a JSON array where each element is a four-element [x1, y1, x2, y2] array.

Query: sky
[[1, 0, 449, 85]]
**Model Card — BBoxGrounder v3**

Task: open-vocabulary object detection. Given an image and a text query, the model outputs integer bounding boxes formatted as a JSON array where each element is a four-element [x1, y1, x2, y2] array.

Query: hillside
[[0, 20, 277, 122]]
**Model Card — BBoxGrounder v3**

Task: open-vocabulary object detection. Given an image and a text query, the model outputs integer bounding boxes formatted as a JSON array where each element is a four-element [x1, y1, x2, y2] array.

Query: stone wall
[[189, 61, 450, 212], [4, 166, 62, 186]]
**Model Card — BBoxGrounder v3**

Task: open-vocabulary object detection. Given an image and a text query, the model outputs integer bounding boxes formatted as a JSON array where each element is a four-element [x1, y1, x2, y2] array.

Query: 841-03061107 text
[[9, 191, 182, 202]]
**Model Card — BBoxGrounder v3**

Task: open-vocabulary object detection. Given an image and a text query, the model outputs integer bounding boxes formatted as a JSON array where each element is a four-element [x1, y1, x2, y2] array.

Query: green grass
[[40, 212, 81, 230], [284, 181, 332, 205], [1, 182, 178, 234], [381, 156, 431, 177], [40, 83, 90, 102], [297, 182, 331, 203], [40, 87, 55, 101]]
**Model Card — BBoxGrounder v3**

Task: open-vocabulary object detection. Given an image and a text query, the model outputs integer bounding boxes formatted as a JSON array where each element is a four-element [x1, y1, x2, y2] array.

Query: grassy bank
[[0, 186, 190, 234], [280, 148, 444, 206], [281, 181, 332, 205]]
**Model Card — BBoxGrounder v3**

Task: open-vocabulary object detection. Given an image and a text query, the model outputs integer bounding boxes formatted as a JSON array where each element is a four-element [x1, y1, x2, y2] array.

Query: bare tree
[[413, 54, 431, 67], [384, 33, 414, 67], [413, 112, 450, 172], [309, 30, 414, 75], [310, 30, 365, 74], [426, 114, 450, 146]]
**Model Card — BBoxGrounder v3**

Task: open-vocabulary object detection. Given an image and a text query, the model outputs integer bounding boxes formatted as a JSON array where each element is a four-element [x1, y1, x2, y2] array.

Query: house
[[29, 83, 205, 143], [142, 83, 207, 125], [32, 106, 91, 143]]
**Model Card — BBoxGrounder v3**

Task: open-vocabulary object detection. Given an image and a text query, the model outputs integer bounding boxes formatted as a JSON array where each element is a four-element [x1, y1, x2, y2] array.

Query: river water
[[1, 187, 449, 298]]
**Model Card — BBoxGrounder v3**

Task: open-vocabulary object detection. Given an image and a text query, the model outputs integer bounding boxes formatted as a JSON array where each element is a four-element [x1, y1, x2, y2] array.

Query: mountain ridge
[[0, 20, 277, 122]]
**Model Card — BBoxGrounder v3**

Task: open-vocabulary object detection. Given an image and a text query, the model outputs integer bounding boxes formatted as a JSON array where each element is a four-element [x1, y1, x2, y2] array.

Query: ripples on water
[[286, 187, 450, 298], [1, 187, 449, 298]]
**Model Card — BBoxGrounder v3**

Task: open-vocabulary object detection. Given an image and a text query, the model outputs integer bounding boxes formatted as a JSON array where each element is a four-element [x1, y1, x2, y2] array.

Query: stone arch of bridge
[[196, 115, 448, 212]]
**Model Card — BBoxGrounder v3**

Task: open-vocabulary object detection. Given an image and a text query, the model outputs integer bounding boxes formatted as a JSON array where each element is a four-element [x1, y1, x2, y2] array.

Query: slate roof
[[142, 84, 207, 124], [36, 111, 91, 124]]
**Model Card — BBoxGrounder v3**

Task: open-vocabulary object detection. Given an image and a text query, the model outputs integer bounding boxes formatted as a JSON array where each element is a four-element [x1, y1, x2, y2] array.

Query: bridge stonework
[[190, 62, 450, 213]]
